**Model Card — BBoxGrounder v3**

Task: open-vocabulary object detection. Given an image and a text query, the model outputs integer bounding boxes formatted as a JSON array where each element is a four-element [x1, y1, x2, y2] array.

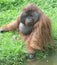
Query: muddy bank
[[27, 51, 57, 65]]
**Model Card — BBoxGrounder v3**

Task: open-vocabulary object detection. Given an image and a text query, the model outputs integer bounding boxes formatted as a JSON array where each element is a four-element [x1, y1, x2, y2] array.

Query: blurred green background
[[0, 0, 57, 65]]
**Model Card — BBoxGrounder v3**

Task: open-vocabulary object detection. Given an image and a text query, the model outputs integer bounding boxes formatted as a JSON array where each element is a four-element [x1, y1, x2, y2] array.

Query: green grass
[[0, 0, 57, 65]]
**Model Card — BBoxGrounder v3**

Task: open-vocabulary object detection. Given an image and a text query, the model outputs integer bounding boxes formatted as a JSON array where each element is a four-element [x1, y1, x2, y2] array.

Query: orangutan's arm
[[0, 16, 20, 32]]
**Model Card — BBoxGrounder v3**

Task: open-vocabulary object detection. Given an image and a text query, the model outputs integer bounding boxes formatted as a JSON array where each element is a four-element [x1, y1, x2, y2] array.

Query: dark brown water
[[27, 52, 57, 65]]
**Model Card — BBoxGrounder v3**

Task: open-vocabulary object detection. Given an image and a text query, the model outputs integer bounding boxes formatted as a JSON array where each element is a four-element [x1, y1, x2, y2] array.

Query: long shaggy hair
[[0, 4, 54, 54], [22, 4, 54, 53]]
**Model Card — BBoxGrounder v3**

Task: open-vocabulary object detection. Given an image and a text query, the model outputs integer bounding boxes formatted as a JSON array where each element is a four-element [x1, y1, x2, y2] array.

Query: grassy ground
[[0, 0, 57, 65]]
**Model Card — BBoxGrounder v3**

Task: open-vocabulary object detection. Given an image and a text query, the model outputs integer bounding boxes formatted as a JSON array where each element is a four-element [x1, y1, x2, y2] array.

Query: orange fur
[[0, 4, 54, 54]]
